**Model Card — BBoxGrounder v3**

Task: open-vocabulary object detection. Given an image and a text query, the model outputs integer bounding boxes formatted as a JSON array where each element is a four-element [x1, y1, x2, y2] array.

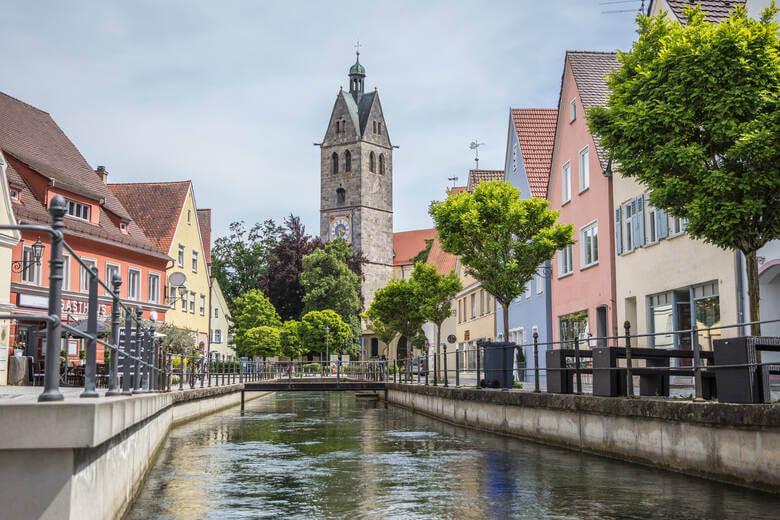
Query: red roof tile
[[466, 170, 504, 192], [511, 108, 557, 198], [449, 186, 467, 195], [393, 228, 456, 275], [108, 181, 191, 253], [663, 1, 744, 23], [197, 208, 211, 265]]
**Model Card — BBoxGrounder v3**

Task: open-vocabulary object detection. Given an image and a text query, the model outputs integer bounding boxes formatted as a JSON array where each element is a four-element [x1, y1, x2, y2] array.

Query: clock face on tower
[[331, 216, 350, 241]]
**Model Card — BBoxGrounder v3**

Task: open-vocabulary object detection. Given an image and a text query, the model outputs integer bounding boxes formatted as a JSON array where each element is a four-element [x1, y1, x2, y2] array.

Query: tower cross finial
[[354, 40, 362, 56]]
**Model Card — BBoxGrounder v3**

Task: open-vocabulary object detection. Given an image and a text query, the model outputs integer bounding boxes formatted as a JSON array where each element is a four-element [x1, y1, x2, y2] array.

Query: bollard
[[133, 307, 143, 393], [574, 336, 583, 394], [455, 346, 460, 387], [533, 331, 540, 393], [624, 321, 634, 397], [39, 196, 67, 402], [81, 266, 99, 398], [443, 344, 448, 387], [106, 274, 123, 396], [121, 311, 133, 395], [476, 342, 481, 389], [691, 327, 704, 401]]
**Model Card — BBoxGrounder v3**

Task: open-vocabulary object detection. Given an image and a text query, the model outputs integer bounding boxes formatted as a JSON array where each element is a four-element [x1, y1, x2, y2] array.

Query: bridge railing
[[0, 195, 254, 401], [391, 318, 780, 403], [246, 359, 389, 383]]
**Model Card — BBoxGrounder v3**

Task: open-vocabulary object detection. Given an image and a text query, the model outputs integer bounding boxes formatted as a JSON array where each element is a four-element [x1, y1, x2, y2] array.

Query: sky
[[0, 0, 641, 240]]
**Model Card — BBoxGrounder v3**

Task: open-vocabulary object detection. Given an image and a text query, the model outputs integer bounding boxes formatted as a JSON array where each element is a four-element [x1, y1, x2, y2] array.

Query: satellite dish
[[169, 272, 186, 287]]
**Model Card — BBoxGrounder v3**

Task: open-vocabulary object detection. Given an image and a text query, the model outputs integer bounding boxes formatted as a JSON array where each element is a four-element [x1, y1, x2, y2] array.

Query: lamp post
[[12, 237, 45, 273]]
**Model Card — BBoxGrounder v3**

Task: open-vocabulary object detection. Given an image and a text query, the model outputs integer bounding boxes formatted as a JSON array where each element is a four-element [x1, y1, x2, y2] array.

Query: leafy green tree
[[299, 310, 354, 356], [587, 5, 780, 335], [231, 289, 282, 357], [156, 322, 196, 355], [367, 279, 426, 360], [361, 308, 397, 356], [279, 320, 307, 359], [244, 325, 281, 359], [430, 180, 574, 341], [300, 238, 362, 341], [411, 262, 462, 378]]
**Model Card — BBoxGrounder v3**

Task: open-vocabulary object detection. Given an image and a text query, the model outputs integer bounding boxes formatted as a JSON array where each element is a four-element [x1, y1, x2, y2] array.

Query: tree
[[261, 215, 323, 321], [430, 180, 574, 341], [211, 219, 283, 306], [587, 5, 780, 335], [279, 320, 307, 360], [300, 238, 362, 342], [156, 322, 196, 355], [367, 279, 426, 360], [299, 310, 354, 356], [361, 308, 397, 356], [244, 326, 281, 359], [231, 289, 282, 357], [411, 262, 462, 379]]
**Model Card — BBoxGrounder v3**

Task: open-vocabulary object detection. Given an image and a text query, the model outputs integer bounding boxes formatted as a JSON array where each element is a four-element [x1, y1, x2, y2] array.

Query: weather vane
[[470, 140, 484, 168], [354, 40, 362, 55]]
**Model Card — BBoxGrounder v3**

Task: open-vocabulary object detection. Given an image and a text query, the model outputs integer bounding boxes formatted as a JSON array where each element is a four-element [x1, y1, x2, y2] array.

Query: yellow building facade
[[209, 278, 233, 358], [454, 260, 496, 371]]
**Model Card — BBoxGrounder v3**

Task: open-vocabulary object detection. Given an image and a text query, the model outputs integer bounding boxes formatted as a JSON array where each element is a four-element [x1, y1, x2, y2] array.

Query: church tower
[[320, 50, 394, 315]]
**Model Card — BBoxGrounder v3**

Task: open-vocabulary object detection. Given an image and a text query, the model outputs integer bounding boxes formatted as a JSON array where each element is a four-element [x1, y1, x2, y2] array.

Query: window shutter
[[657, 208, 669, 239], [615, 206, 622, 255], [631, 198, 640, 250], [636, 195, 646, 246]]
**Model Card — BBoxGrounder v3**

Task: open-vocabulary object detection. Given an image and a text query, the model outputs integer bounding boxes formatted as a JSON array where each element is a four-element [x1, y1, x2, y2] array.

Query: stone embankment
[[0, 385, 272, 520], [384, 384, 780, 493]]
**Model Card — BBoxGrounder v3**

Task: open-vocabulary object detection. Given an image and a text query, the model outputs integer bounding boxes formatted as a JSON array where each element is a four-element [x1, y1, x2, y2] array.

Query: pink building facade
[[548, 51, 620, 345]]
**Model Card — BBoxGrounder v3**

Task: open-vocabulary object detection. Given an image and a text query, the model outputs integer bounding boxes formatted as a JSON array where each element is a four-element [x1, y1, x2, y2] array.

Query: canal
[[127, 392, 779, 519]]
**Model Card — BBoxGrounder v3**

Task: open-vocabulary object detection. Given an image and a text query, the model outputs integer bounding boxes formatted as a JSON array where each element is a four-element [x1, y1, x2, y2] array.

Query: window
[[535, 273, 544, 294], [624, 201, 634, 252], [336, 188, 346, 204], [525, 282, 531, 299], [569, 99, 576, 122], [10, 188, 19, 201], [178, 245, 185, 267], [671, 216, 687, 236], [581, 221, 599, 268], [61, 255, 70, 290], [480, 290, 484, 315], [369, 152, 376, 173], [181, 289, 187, 311], [487, 294, 491, 314], [127, 268, 140, 300], [66, 199, 90, 221], [80, 258, 97, 292], [558, 245, 573, 276], [189, 291, 195, 313], [578, 147, 589, 192], [215, 307, 219, 318], [559, 310, 588, 345], [21, 245, 42, 285], [187, 210, 191, 224], [332, 152, 339, 175], [378, 122, 382, 135], [200, 294, 206, 315], [470, 293, 476, 319], [214, 329, 222, 343], [373, 121, 377, 133], [512, 143, 518, 173], [105, 263, 120, 294], [148, 273, 160, 303], [192, 251, 198, 272], [379, 154, 385, 174], [170, 286, 177, 309], [561, 162, 571, 203], [648, 205, 657, 243], [344, 150, 351, 172], [648, 292, 674, 349], [120, 222, 128, 233]]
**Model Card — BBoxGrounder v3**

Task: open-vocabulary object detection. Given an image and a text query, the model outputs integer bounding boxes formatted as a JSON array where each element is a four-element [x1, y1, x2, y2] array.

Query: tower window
[[345, 150, 351, 172], [337, 188, 346, 204], [332, 152, 339, 175], [379, 154, 385, 175], [373, 121, 377, 133], [369, 152, 375, 173], [378, 122, 382, 135], [335, 121, 340, 133]]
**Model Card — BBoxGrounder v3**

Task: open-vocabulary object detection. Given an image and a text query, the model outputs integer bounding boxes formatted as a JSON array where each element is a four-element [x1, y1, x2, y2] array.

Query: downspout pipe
[[736, 251, 745, 336]]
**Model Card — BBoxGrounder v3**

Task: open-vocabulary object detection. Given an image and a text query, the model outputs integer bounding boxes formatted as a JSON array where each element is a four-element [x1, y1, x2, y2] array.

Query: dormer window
[[10, 188, 19, 201], [120, 222, 128, 233], [65, 199, 90, 221]]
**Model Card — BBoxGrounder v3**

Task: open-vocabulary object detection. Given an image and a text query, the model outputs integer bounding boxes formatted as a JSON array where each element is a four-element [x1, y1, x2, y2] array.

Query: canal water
[[127, 392, 779, 520]]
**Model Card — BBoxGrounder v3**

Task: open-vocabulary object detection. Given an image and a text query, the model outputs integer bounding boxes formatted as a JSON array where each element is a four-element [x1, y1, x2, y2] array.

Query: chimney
[[96, 165, 108, 184]]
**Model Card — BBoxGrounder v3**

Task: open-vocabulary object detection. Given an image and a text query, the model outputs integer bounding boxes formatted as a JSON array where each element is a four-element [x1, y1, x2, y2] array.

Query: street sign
[[447, 334, 456, 344]]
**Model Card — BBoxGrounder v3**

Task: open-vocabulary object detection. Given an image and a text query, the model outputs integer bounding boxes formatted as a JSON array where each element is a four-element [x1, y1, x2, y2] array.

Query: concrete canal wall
[[384, 384, 780, 494], [0, 385, 272, 520]]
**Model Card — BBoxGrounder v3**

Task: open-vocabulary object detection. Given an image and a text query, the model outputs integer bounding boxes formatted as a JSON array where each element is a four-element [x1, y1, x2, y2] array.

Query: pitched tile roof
[[197, 208, 212, 265], [0, 91, 132, 221], [392, 228, 456, 275], [108, 181, 191, 253], [511, 108, 557, 198], [466, 170, 504, 192], [566, 51, 620, 170], [449, 186, 467, 196], [663, 1, 745, 23]]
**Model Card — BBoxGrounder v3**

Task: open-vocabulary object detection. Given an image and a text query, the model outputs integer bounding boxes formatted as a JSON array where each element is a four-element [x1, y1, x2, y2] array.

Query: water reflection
[[128, 392, 779, 520]]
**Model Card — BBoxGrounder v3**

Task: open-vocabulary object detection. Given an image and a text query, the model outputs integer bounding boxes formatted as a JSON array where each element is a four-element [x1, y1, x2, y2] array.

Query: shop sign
[[61, 299, 110, 319]]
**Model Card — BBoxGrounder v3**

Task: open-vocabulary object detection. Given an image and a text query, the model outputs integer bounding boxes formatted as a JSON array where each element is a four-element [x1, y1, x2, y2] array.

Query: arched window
[[379, 154, 385, 174], [336, 188, 345, 204], [369, 152, 375, 173], [332, 152, 339, 175], [344, 150, 351, 172]]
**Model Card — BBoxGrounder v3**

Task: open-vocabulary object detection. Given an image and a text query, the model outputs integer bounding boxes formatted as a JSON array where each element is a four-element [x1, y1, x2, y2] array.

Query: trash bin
[[714, 336, 780, 403], [480, 342, 514, 389]]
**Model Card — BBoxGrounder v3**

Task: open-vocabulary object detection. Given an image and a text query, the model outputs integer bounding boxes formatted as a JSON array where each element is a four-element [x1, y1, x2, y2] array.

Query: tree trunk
[[502, 302, 509, 343], [435, 322, 441, 382], [745, 249, 761, 336]]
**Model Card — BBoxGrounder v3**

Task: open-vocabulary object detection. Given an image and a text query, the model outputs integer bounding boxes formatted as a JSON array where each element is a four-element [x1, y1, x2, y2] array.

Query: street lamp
[[12, 237, 45, 273]]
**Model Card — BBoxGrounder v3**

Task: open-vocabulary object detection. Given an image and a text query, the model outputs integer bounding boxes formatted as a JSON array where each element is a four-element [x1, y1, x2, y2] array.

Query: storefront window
[[648, 292, 674, 348], [559, 310, 588, 347]]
